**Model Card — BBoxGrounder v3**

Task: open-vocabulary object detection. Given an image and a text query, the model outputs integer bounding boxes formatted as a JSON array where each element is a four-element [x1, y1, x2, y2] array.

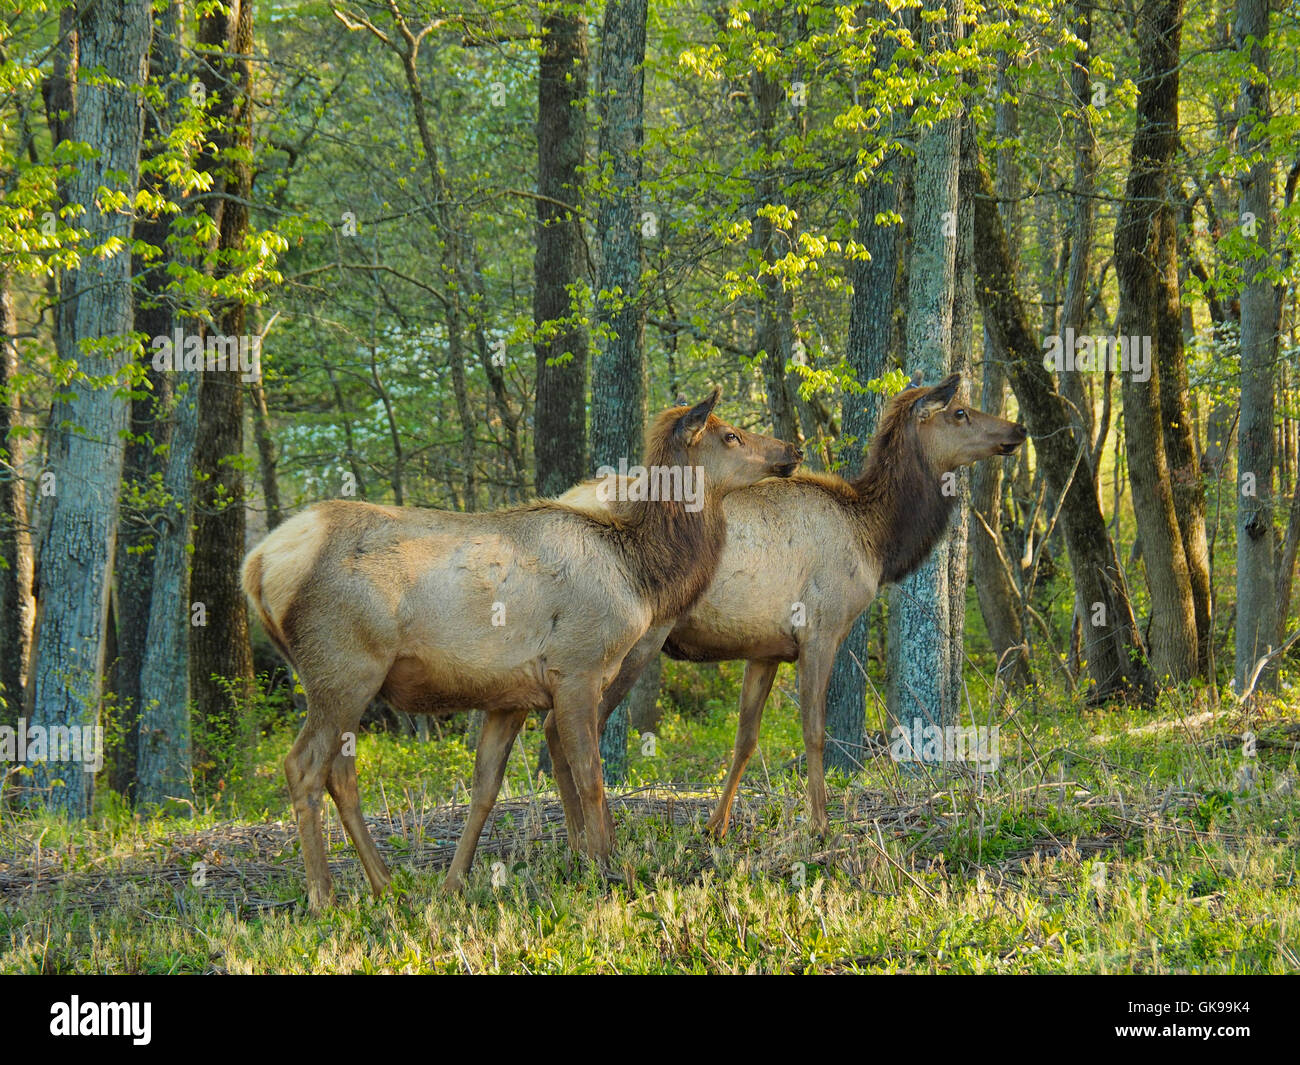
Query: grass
[[1, 666, 1297, 974]]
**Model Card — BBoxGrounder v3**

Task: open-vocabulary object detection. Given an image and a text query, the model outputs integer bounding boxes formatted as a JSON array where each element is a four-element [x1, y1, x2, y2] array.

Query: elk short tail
[[241, 509, 329, 670]]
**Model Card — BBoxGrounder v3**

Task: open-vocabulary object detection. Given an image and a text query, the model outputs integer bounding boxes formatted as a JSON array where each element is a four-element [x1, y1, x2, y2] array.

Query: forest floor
[[2, 673, 1298, 973]]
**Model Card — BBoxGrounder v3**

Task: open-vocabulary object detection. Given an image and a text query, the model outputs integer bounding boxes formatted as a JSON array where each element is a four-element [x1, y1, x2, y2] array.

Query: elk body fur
[[242, 391, 800, 909], [553, 375, 1027, 838]]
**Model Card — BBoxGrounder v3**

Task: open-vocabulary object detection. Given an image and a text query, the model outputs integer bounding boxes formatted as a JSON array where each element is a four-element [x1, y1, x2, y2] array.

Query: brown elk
[[553, 374, 1026, 839], [241, 389, 801, 909]]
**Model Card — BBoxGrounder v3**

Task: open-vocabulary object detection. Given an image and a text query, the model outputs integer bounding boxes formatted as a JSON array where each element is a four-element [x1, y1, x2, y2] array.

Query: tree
[[112, 0, 183, 799], [1234, 0, 1276, 689], [533, 7, 590, 498], [28, 0, 154, 815], [0, 263, 33, 724], [590, 0, 649, 784], [190, 0, 257, 769], [974, 157, 1154, 700], [887, 0, 964, 740], [970, 49, 1029, 691], [1113, 0, 1199, 683]]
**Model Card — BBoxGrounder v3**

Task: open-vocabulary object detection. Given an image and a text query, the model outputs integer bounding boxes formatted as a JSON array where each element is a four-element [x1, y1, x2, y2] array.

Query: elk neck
[[605, 416, 728, 625], [850, 401, 957, 586]]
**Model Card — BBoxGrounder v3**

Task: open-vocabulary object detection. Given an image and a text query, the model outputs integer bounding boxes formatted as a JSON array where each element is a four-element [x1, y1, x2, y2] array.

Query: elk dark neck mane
[[542, 408, 728, 625], [613, 408, 727, 623], [851, 391, 956, 584]]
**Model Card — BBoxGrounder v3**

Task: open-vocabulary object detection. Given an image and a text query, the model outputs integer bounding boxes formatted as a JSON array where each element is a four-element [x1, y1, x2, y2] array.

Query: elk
[[241, 390, 801, 909], [553, 374, 1026, 840]]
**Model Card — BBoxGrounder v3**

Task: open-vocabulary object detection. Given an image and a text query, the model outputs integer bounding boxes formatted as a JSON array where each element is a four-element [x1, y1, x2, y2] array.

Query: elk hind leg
[[286, 712, 344, 913], [551, 678, 611, 863], [706, 659, 778, 838], [326, 741, 391, 897], [444, 708, 528, 893]]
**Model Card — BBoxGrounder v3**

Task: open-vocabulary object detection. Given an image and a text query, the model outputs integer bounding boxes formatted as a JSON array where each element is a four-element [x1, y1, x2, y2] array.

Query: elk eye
[[723, 432, 740, 445], [955, 408, 968, 420]]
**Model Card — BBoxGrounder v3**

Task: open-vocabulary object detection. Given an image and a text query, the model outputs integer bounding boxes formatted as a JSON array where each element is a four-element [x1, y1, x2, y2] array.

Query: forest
[[0, 0, 1298, 974]]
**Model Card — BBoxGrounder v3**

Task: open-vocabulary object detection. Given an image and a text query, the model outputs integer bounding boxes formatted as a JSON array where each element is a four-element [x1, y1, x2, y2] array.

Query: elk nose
[[1013, 423, 1027, 439]]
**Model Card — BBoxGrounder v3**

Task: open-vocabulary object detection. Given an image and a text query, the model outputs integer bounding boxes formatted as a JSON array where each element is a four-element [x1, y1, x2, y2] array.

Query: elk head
[[910, 373, 1027, 472], [663, 387, 803, 496]]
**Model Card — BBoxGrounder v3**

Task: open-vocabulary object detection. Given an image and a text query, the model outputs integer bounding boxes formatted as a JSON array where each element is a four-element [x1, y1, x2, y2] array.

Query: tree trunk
[[533, 10, 590, 498], [590, 0, 649, 785], [532, 9, 590, 776], [190, 0, 256, 770], [887, 0, 963, 740], [1060, 0, 1097, 454], [28, 0, 153, 815], [750, 63, 800, 446], [824, 153, 900, 771], [0, 265, 34, 725], [1234, 0, 1276, 689], [974, 158, 1154, 700], [947, 95, 977, 707], [1155, 204, 1212, 675], [111, 1, 183, 798], [137, 365, 199, 808], [1113, 0, 1197, 683], [970, 50, 1029, 690]]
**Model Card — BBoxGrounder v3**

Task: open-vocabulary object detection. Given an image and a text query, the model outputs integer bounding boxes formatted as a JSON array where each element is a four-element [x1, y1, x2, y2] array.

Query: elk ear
[[677, 386, 721, 443], [915, 373, 961, 422]]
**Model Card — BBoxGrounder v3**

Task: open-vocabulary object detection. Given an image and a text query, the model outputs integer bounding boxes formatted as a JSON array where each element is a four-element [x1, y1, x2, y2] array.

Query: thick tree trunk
[[1235, 0, 1276, 689], [1155, 205, 1212, 675], [974, 159, 1154, 700], [137, 365, 199, 807], [28, 0, 153, 815], [590, 0, 649, 785], [190, 0, 257, 767], [532, 10, 590, 776], [533, 11, 590, 498], [824, 152, 900, 771], [1114, 0, 1197, 683], [111, 1, 182, 798], [0, 265, 34, 724], [887, 0, 963, 739]]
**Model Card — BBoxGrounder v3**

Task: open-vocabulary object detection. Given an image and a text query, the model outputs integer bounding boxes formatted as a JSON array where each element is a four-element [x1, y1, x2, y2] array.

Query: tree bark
[[947, 95, 977, 707], [971, 50, 1029, 690], [887, 0, 963, 739], [0, 265, 33, 725], [974, 158, 1154, 700], [111, 1, 182, 798], [1113, 0, 1198, 683], [190, 0, 257, 767], [137, 364, 199, 808], [28, 0, 153, 815], [1234, 0, 1277, 689], [533, 11, 590, 498], [824, 154, 900, 771], [590, 0, 649, 785]]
